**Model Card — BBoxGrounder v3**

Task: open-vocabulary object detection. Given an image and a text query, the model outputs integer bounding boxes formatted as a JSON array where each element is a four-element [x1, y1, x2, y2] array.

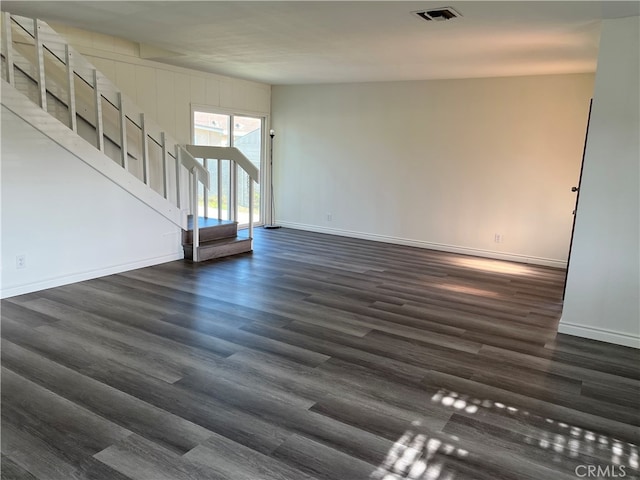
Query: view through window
[[193, 111, 262, 225]]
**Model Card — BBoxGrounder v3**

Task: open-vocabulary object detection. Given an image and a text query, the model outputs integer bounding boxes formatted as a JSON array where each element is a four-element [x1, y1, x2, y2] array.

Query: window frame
[[190, 104, 269, 227]]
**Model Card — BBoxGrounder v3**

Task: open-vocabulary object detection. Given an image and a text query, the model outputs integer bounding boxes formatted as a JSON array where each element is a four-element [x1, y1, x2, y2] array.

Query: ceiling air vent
[[414, 7, 461, 22]]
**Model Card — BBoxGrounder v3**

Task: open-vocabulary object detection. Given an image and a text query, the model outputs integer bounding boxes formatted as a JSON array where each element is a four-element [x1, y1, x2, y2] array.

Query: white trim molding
[[0, 252, 183, 299], [558, 321, 640, 349], [276, 221, 568, 269]]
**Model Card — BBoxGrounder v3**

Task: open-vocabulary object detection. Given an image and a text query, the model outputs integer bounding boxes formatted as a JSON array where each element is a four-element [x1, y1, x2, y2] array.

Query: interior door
[[563, 99, 593, 300]]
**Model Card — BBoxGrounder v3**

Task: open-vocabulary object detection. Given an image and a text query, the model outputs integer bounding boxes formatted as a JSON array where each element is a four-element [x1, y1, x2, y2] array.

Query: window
[[192, 109, 263, 225]]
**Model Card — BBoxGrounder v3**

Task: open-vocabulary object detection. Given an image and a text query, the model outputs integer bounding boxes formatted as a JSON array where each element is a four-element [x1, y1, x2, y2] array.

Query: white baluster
[[174, 145, 182, 208], [117, 92, 128, 170], [203, 158, 209, 219], [34, 19, 47, 110], [227, 161, 232, 221], [140, 113, 150, 185], [249, 179, 254, 242], [191, 167, 199, 262], [232, 161, 238, 223], [93, 70, 104, 152], [64, 45, 76, 132], [2, 13, 15, 85], [160, 132, 168, 198], [217, 159, 222, 220]]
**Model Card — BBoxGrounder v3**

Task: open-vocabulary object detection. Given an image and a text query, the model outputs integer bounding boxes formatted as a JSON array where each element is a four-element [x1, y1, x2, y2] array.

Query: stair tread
[[183, 234, 252, 262], [182, 218, 238, 245], [186, 217, 236, 231], [196, 236, 251, 248]]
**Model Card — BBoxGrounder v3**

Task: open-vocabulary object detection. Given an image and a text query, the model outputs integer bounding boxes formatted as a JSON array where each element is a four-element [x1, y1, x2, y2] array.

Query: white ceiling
[[3, 1, 639, 85]]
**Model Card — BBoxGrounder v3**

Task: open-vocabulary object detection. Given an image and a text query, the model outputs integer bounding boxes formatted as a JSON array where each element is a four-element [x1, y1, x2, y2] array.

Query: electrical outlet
[[327, 213, 332, 222], [16, 254, 26, 269], [494, 234, 503, 243]]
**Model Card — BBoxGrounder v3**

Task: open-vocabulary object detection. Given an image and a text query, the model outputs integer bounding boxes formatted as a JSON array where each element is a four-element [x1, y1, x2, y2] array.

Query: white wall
[[1, 107, 183, 298], [48, 22, 271, 144], [559, 17, 640, 348], [271, 74, 594, 267], [1, 21, 272, 299]]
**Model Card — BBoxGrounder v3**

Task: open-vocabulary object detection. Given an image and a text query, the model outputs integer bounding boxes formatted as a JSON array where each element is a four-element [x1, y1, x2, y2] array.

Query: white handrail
[[3, 13, 211, 232], [177, 146, 210, 237], [179, 147, 209, 186], [183, 145, 259, 235], [2, 12, 265, 260], [184, 145, 259, 183]]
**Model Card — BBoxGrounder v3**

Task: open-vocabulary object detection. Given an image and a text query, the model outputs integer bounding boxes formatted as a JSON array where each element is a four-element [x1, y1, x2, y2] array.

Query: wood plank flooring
[[2, 228, 639, 480]]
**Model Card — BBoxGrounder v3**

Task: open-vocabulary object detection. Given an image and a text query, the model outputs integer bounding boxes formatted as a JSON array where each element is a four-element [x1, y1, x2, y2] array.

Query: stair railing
[[184, 145, 260, 253], [1, 13, 209, 231]]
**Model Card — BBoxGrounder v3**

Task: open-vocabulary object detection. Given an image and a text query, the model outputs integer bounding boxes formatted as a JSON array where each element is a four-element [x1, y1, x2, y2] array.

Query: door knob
[[571, 186, 579, 192]]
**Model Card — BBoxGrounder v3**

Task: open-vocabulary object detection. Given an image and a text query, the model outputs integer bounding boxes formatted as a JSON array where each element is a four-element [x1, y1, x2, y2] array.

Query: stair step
[[182, 218, 238, 244], [183, 236, 252, 262]]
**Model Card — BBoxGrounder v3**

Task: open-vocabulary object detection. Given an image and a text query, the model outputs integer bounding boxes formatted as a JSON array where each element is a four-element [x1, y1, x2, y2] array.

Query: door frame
[[190, 104, 270, 227], [563, 99, 593, 300]]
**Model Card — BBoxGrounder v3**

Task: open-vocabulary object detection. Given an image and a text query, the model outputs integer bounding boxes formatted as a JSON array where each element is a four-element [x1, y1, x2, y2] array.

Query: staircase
[[1, 13, 259, 263], [183, 218, 251, 262]]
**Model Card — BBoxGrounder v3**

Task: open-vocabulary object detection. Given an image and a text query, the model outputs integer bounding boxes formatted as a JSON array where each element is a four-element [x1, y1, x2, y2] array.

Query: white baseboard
[[558, 321, 640, 349], [276, 221, 567, 269], [0, 252, 183, 299]]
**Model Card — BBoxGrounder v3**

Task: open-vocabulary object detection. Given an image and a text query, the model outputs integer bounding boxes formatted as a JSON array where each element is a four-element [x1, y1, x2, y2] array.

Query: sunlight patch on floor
[[370, 427, 467, 480], [431, 283, 501, 298], [430, 389, 639, 472], [369, 389, 640, 479], [452, 257, 537, 276]]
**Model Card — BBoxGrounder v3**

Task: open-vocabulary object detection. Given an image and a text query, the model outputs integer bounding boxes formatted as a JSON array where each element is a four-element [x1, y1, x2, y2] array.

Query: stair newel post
[[93, 69, 104, 152], [203, 158, 209, 219], [117, 92, 128, 170], [227, 161, 232, 221], [217, 159, 222, 220], [64, 45, 77, 132], [33, 19, 47, 111], [2, 13, 15, 85], [140, 113, 150, 186], [191, 166, 199, 262], [249, 178, 254, 242], [231, 161, 238, 222]]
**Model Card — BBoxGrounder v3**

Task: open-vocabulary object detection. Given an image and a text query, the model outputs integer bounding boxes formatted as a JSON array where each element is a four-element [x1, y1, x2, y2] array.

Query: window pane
[[192, 111, 262, 225], [194, 112, 230, 147], [193, 112, 231, 218], [233, 116, 261, 167], [233, 116, 261, 224]]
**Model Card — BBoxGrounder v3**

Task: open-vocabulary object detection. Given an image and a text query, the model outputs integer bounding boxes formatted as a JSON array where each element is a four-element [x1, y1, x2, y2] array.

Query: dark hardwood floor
[[2, 228, 639, 480]]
